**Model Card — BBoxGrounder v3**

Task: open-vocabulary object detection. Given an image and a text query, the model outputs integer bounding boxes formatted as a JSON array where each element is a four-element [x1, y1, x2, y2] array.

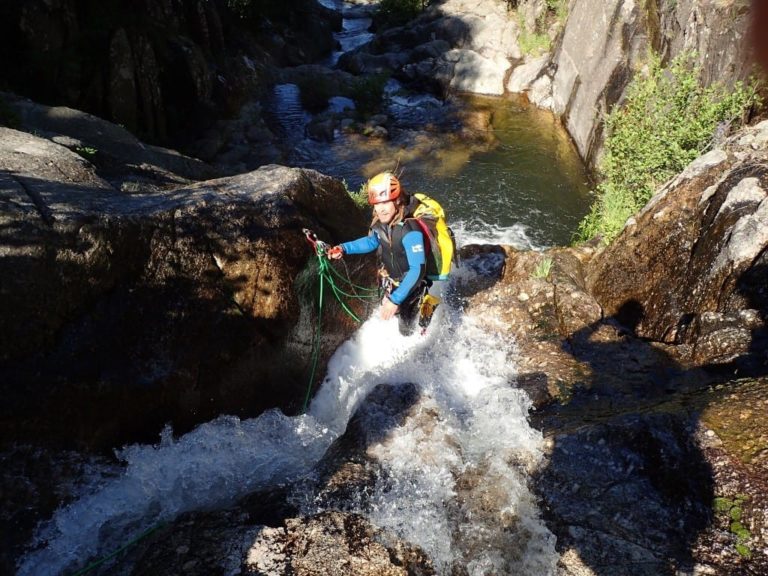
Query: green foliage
[[376, 0, 426, 28], [343, 179, 369, 209], [517, 13, 550, 57], [545, 0, 568, 22], [75, 146, 98, 158], [516, 0, 568, 57], [532, 257, 553, 279], [349, 73, 389, 118], [735, 543, 752, 559], [577, 52, 761, 244], [713, 497, 733, 514], [713, 494, 753, 558], [297, 75, 332, 113]]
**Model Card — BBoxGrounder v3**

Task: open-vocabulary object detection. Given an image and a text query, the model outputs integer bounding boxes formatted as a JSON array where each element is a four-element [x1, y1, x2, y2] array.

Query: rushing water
[[17, 4, 591, 574], [18, 274, 557, 575]]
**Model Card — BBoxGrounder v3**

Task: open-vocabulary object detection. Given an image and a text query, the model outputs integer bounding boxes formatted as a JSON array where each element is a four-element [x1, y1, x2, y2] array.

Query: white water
[[18, 256, 557, 576]]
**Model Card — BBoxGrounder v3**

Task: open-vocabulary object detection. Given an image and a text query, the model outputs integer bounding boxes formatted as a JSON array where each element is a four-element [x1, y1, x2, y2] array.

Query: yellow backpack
[[411, 193, 456, 281]]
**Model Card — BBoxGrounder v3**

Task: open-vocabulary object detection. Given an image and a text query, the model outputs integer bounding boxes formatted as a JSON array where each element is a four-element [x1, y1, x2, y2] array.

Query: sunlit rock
[[0, 127, 371, 449], [586, 120, 768, 371]]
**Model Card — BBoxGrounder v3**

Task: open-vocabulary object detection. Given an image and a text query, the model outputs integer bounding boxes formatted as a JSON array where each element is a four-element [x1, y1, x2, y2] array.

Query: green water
[[292, 94, 593, 248], [406, 95, 592, 248]]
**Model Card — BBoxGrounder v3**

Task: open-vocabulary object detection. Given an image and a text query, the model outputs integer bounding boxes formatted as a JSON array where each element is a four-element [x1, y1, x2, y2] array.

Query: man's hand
[[380, 296, 399, 320], [327, 245, 344, 260]]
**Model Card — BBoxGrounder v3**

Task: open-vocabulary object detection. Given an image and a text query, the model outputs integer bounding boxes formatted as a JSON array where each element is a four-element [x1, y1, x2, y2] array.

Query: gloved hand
[[327, 245, 344, 260]]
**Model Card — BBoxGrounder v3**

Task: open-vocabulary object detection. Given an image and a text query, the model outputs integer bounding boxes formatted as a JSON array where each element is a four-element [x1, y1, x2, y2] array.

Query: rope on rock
[[71, 522, 166, 576], [301, 229, 379, 412]]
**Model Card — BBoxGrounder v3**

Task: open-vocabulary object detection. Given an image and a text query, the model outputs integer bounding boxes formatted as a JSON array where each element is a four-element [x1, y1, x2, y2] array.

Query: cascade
[[18, 272, 558, 575]]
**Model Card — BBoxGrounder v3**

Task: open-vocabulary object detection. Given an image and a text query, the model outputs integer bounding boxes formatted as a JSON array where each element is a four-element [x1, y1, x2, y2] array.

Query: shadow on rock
[[530, 287, 768, 574]]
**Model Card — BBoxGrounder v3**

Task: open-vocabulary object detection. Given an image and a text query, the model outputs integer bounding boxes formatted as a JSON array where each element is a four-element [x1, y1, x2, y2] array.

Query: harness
[[372, 218, 423, 283]]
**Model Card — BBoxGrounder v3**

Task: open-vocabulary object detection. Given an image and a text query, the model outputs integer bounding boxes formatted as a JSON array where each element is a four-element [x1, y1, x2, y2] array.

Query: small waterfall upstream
[[18, 267, 558, 575]]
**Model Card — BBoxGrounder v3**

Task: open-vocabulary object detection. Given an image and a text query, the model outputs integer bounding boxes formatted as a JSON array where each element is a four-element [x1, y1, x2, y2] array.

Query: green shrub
[[517, 13, 550, 57], [349, 73, 389, 118], [532, 257, 553, 279], [576, 52, 761, 244], [344, 179, 369, 209], [516, 0, 568, 57], [297, 75, 332, 113], [376, 0, 425, 28]]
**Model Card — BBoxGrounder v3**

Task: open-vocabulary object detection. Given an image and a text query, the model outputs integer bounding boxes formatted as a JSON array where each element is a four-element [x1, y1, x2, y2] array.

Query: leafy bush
[[576, 52, 761, 244], [297, 75, 332, 113], [376, 0, 425, 28], [344, 179, 369, 209], [349, 73, 389, 118]]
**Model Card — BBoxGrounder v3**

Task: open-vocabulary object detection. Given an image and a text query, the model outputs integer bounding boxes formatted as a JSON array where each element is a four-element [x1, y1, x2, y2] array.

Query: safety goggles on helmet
[[366, 172, 402, 205]]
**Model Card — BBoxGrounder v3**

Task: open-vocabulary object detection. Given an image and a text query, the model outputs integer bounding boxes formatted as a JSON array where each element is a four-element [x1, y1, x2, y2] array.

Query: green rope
[[301, 245, 379, 412], [327, 261, 379, 293], [302, 253, 326, 412], [71, 522, 166, 576]]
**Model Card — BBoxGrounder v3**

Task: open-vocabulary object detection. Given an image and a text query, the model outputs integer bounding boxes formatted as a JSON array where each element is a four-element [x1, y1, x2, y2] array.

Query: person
[[327, 172, 431, 335]]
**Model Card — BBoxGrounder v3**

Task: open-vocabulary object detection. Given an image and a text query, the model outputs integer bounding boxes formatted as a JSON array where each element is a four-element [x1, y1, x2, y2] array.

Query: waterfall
[[18, 268, 557, 575]]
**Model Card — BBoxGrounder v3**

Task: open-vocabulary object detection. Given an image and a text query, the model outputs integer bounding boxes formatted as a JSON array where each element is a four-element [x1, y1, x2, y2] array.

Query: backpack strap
[[411, 217, 432, 258]]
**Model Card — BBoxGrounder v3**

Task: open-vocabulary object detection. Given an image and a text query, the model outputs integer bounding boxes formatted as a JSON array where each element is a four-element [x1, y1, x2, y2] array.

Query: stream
[[16, 2, 592, 574], [18, 286, 558, 575]]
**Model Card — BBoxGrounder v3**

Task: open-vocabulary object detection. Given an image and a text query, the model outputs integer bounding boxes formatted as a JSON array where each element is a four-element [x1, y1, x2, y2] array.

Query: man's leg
[[397, 287, 424, 336]]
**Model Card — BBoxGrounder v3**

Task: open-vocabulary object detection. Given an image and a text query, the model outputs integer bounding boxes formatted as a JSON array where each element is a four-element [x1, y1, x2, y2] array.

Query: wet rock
[[586, 120, 768, 371], [307, 115, 338, 142], [0, 128, 372, 450], [459, 244, 604, 408], [246, 511, 434, 576], [131, 509, 433, 576], [124, 385, 434, 576]]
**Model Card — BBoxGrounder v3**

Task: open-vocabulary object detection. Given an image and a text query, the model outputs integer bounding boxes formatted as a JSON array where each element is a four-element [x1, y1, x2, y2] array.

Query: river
[[16, 2, 592, 574]]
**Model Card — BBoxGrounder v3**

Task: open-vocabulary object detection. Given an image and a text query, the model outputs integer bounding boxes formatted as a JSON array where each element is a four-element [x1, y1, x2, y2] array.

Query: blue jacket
[[341, 221, 426, 305]]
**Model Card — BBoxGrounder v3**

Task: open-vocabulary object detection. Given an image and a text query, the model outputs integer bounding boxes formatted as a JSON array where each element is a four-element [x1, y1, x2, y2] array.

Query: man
[[328, 172, 429, 335]]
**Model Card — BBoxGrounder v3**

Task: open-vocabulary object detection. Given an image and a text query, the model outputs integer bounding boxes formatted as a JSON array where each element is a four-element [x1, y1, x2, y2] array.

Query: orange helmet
[[366, 172, 402, 205]]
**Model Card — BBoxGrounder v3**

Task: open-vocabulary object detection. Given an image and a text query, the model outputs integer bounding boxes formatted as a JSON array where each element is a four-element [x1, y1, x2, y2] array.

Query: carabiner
[[303, 228, 329, 256]]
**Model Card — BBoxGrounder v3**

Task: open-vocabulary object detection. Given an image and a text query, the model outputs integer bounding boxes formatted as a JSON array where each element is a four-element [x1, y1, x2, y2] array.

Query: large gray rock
[[4, 92, 218, 185], [586, 120, 768, 369], [0, 127, 372, 450], [550, 0, 648, 166], [509, 0, 755, 168], [339, 0, 519, 97]]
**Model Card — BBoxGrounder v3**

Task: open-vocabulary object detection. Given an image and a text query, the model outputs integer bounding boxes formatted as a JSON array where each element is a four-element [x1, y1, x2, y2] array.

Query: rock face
[[338, 0, 520, 97], [450, 118, 768, 576], [0, 127, 372, 450], [586, 120, 768, 370], [511, 0, 755, 167], [0, 0, 338, 147], [244, 511, 434, 576]]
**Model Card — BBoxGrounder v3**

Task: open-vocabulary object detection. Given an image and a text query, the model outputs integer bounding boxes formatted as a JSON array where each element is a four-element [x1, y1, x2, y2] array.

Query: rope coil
[[301, 230, 379, 411]]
